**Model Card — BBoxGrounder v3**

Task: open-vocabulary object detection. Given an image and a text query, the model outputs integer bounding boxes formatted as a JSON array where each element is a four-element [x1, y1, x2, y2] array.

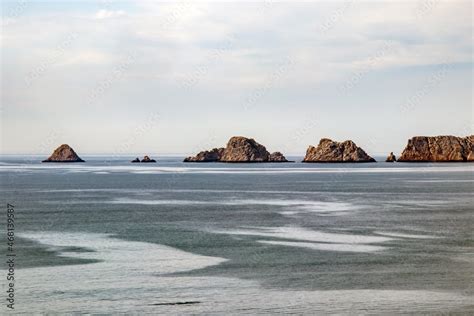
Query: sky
[[1, 0, 472, 156]]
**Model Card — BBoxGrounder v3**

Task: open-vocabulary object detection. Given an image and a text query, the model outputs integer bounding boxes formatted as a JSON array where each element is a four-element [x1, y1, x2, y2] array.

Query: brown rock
[[386, 152, 396, 162], [141, 155, 156, 163], [42, 144, 85, 163], [268, 152, 289, 162], [185, 136, 290, 163], [184, 148, 224, 162], [398, 135, 474, 162], [303, 138, 375, 163], [220, 136, 270, 162]]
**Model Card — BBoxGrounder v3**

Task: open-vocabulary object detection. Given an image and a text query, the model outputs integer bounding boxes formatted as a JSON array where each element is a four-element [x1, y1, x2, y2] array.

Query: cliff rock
[[220, 137, 270, 162], [42, 144, 85, 162], [398, 135, 474, 162], [185, 136, 289, 163], [303, 138, 375, 162]]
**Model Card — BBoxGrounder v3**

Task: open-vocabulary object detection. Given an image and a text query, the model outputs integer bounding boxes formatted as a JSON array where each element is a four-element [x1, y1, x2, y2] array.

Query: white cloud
[[94, 9, 126, 20], [1, 1, 472, 154]]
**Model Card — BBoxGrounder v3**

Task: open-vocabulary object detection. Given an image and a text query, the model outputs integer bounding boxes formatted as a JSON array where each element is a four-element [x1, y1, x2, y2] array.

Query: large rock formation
[[184, 136, 289, 163], [220, 136, 270, 162], [42, 144, 85, 162], [303, 138, 375, 163], [386, 152, 396, 162], [398, 135, 474, 162], [184, 148, 224, 162]]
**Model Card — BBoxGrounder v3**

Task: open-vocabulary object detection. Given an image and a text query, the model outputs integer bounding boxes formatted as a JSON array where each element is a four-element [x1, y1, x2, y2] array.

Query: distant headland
[[42, 135, 474, 163]]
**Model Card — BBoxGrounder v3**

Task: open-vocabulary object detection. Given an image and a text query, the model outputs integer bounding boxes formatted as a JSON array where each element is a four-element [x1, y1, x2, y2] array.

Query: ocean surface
[[0, 155, 473, 314]]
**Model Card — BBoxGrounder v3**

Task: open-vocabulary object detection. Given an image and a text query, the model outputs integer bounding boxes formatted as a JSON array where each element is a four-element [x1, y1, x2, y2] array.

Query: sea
[[0, 155, 473, 314]]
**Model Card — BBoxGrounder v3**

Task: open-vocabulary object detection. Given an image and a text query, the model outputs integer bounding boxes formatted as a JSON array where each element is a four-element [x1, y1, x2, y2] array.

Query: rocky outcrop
[[269, 152, 289, 162], [42, 144, 85, 162], [131, 156, 156, 163], [184, 148, 224, 162], [141, 156, 156, 163], [184, 136, 289, 163], [398, 135, 474, 162], [386, 152, 396, 162], [303, 138, 375, 163], [220, 137, 270, 162]]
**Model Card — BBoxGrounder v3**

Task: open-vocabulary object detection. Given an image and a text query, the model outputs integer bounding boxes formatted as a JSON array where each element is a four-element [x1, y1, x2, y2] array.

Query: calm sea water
[[1, 156, 473, 314]]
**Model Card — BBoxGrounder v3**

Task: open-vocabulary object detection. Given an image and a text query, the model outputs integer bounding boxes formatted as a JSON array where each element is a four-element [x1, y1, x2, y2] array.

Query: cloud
[[1, 1, 472, 154], [94, 9, 126, 20]]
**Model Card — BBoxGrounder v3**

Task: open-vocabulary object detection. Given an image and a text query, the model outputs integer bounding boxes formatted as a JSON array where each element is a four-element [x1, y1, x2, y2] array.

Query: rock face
[[184, 136, 289, 163], [269, 152, 289, 162], [140, 156, 156, 163], [184, 148, 224, 162], [386, 152, 396, 162], [42, 144, 85, 162], [220, 137, 270, 162], [303, 138, 375, 163], [398, 135, 474, 162]]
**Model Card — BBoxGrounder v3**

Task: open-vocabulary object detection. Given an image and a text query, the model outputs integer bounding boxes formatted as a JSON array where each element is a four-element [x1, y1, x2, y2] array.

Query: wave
[[258, 240, 386, 253]]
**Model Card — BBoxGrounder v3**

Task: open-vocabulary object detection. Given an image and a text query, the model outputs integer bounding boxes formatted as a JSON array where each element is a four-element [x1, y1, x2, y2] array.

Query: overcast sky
[[1, 0, 472, 156]]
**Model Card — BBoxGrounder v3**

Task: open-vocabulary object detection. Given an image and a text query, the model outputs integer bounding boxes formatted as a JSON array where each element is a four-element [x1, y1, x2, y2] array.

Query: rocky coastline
[[41, 135, 474, 164]]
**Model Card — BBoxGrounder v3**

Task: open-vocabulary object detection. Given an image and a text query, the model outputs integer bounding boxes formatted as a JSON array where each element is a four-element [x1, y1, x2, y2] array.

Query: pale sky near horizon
[[1, 0, 472, 156]]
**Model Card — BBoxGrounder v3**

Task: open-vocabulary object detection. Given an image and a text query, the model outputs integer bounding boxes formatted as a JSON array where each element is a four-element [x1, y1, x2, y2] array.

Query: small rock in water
[[386, 152, 396, 162], [140, 156, 156, 163], [42, 144, 85, 163]]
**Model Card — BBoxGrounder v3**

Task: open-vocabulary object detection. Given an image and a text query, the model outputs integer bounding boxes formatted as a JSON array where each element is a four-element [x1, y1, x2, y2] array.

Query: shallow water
[[1, 156, 473, 314]]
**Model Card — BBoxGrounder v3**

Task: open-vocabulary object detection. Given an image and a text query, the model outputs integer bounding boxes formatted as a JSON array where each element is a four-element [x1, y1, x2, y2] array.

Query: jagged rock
[[269, 152, 289, 162], [131, 158, 140, 163], [184, 148, 224, 162], [140, 156, 156, 163], [386, 152, 396, 162], [303, 138, 375, 162], [185, 136, 290, 163], [220, 137, 270, 162], [398, 135, 474, 162], [42, 144, 85, 163]]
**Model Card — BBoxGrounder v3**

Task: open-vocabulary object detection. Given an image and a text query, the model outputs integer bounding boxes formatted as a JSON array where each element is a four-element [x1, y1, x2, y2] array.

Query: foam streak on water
[[10, 232, 472, 314]]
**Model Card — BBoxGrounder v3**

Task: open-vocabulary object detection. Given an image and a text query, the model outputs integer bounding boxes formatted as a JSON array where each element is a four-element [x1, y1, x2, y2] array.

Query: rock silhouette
[[140, 156, 156, 163], [398, 135, 474, 162], [303, 138, 375, 162], [42, 144, 85, 162]]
